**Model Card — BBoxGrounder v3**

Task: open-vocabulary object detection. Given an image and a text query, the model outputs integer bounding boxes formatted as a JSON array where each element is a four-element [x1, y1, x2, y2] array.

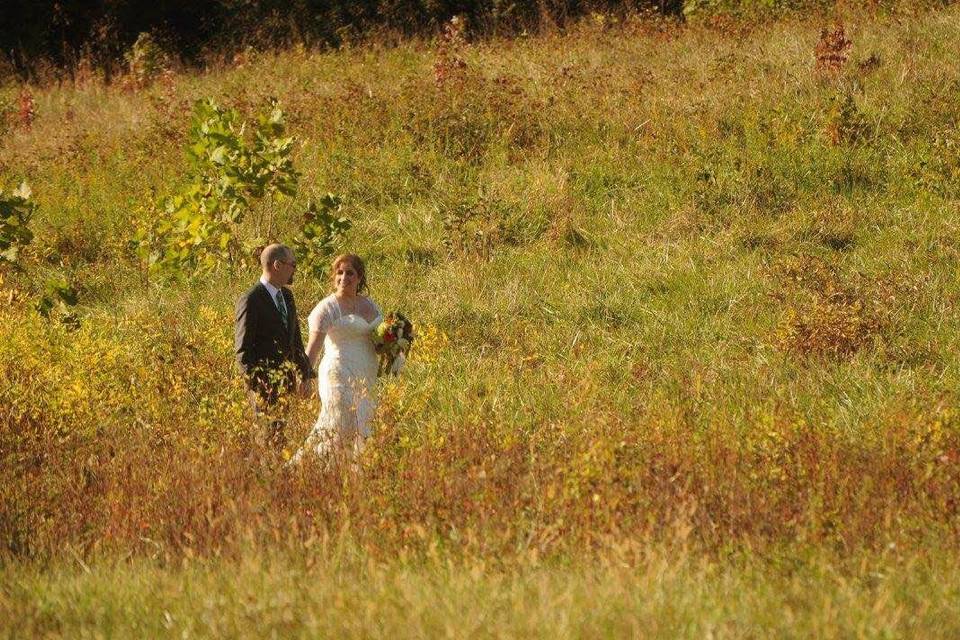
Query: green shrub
[[292, 194, 351, 280], [124, 32, 169, 89], [133, 98, 299, 280], [0, 183, 35, 267]]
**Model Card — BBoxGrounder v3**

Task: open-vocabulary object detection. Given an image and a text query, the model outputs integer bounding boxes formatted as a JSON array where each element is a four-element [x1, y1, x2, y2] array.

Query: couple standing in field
[[234, 243, 383, 460]]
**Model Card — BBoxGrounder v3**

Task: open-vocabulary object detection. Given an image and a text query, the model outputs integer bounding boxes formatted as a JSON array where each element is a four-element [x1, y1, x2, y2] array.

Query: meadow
[[3, 3, 960, 636]]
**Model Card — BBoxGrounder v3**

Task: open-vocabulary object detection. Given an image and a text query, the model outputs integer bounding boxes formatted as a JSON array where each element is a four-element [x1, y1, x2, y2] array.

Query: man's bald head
[[260, 243, 296, 286], [260, 244, 293, 270]]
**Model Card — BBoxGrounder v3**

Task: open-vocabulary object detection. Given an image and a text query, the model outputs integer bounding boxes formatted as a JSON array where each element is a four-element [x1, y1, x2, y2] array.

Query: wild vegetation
[[3, 2, 960, 635], [3, 0, 691, 80]]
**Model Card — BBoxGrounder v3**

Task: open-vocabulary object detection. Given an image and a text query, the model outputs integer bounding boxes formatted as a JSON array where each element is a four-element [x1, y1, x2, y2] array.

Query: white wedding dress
[[293, 294, 382, 460]]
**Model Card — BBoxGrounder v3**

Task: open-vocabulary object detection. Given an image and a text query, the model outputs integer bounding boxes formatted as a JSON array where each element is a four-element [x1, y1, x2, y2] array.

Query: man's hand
[[298, 379, 315, 398]]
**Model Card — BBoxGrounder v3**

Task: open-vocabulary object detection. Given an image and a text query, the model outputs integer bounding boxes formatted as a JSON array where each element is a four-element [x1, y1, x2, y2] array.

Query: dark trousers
[[246, 369, 296, 450]]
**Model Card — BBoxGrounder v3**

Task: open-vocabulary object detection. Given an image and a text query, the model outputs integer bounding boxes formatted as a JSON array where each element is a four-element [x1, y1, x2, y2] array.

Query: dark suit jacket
[[235, 282, 314, 398]]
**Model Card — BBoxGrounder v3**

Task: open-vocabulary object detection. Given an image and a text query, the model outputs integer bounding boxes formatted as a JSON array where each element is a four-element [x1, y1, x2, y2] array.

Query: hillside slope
[[2, 7, 960, 635]]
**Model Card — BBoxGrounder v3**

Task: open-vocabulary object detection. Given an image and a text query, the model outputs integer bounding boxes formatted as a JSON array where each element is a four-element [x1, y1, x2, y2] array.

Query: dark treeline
[[0, 0, 683, 80]]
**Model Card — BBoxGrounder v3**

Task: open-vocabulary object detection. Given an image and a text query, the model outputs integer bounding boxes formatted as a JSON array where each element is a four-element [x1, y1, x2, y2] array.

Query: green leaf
[[14, 182, 31, 200]]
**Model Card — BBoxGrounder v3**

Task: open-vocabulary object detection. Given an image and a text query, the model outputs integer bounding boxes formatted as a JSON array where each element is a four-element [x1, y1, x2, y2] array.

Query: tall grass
[[5, 546, 960, 638], [2, 4, 960, 633]]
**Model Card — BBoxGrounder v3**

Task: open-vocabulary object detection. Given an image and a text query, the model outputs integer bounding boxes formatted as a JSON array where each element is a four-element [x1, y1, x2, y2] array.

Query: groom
[[235, 243, 314, 448]]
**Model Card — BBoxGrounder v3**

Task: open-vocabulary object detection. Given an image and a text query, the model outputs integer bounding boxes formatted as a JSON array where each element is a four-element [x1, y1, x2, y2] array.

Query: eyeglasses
[[279, 260, 297, 268]]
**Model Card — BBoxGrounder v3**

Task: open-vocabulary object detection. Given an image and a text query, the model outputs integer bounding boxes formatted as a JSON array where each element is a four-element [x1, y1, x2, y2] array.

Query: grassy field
[[6, 546, 960, 638], [3, 3, 960, 636]]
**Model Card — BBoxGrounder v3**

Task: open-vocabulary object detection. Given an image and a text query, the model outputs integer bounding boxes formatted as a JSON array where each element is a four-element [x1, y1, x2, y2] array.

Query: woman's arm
[[305, 330, 325, 371]]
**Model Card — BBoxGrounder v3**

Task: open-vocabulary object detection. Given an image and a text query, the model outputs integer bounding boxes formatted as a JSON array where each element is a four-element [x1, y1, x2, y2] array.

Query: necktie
[[275, 290, 288, 326]]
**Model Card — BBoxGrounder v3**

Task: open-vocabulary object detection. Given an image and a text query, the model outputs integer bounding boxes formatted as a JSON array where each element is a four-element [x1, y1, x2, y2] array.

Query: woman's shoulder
[[360, 295, 381, 311], [351, 295, 379, 323], [309, 294, 337, 315]]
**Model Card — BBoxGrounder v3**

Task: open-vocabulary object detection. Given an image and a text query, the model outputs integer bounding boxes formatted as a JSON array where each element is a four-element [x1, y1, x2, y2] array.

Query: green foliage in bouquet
[[0, 182, 36, 267], [133, 98, 299, 280], [372, 312, 415, 376], [292, 194, 351, 280]]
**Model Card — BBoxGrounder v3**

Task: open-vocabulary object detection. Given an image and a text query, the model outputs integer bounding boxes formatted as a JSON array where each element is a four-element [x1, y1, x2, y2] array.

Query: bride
[[291, 254, 382, 461]]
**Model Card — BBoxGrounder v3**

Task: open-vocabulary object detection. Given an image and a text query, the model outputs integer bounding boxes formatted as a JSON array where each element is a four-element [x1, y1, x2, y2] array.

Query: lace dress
[[294, 294, 382, 459]]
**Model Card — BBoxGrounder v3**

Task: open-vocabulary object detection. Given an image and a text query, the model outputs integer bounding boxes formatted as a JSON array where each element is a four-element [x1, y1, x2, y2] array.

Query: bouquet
[[372, 312, 415, 376]]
